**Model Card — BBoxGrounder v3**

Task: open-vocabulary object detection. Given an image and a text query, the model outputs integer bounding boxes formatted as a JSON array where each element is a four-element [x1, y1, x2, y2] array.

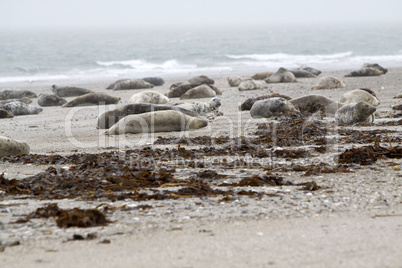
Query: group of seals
[[0, 136, 30, 158], [62, 93, 120, 107], [264, 68, 297, 83], [104, 110, 208, 135], [167, 75, 221, 99]]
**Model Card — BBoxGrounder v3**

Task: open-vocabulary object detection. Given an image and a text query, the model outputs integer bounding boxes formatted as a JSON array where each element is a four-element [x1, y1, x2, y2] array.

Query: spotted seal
[[0, 136, 30, 158], [1, 102, 43, 116], [311, 77, 345, 90], [62, 93, 120, 107], [0, 90, 37, 100], [335, 101, 376, 124], [97, 103, 200, 129], [176, 97, 222, 119], [38, 93, 67, 107], [52, 85, 93, 97], [105, 110, 208, 135], [239, 93, 292, 111], [0, 97, 32, 105], [250, 97, 300, 118], [129, 91, 169, 104]]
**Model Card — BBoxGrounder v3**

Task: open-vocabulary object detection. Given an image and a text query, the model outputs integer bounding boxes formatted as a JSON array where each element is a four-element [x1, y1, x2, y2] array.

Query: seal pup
[[62, 93, 120, 107], [340, 89, 380, 106], [180, 85, 216, 100], [1, 102, 43, 116], [51, 85, 93, 97], [335, 101, 376, 124], [0, 90, 37, 100], [227, 76, 243, 87], [176, 97, 222, 119], [344, 67, 383, 77], [188, 75, 214, 85], [239, 93, 292, 111], [289, 95, 342, 115], [37, 93, 67, 107], [311, 77, 345, 90], [97, 103, 200, 129], [0, 109, 14, 119], [142, 77, 165, 86], [250, 97, 300, 118], [129, 91, 169, 105], [264, 67, 297, 83], [238, 79, 267, 91], [0, 97, 32, 105], [251, 71, 273, 80], [105, 110, 208, 135], [106, 79, 154, 90], [0, 136, 30, 158]]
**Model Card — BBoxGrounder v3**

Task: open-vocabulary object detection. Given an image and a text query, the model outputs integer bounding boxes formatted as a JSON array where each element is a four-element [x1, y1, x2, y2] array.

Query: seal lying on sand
[[289, 68, 317, 78], [1, 102, 43, 116], [0, 109, 14, 119], [106, 79, 154, 90], [289, 95, 342, 115], [105, 110, 208, 135], [52, 85, 93, 97], [0, 97, 32, 105], [251, 71, 273, 80], [363, 63, 387, 74], [345, 67, 383, 77], [188, 75, 214, 85], [238, 79, 267, 91], [311, 77, 345, 90], [0, 136, 30, 158], [129, 91, 169, 104], [97, 103, 200, 129], [239, 93, 292, 111], [62, 93, 120, 107], [265, 68, 297, 83], [227, 76, 243, 87], [250, 97, 300, 118], [142, 77, 165, 86], [38, 93, 67, 107], [167, 83, 198, 98], [340, 89, 380, 106], [176, 97, 222, 119], [0, 90, 37, 100], [180, 85, 216, 100], [335, 102, 376, 124]]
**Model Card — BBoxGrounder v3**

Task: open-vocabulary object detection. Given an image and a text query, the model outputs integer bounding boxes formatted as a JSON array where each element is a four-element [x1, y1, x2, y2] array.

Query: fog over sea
[[1, 25, 402, 85]]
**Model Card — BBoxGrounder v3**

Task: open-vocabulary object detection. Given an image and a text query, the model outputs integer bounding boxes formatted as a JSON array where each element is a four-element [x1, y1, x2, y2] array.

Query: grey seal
[[188, 75, 214, 85], [167, 83, 199, 98], [176, 97, 223, 119], [251, 71, 274, 80], [106, 79, 154, 90], [62, 93, 120, 107], [0, 90, 37, 100], [289, 68, 317, 78], [227, 76, 243, 87], [0, 97, 32, 105], [335, 102, 376, 124], [289, 95, 342, 115], [264, 67, 297, 83], [142, 77, 165, 86], [1, 102, 43, 116], [105, 110, 208, 135], [97, 103, 200, 129], [38, 93, 67, 107], [239, 93, 292, 111], [52, 85, 93, 97], [311, 77, 345, 90], [250, 97, 300, 118], [340, 89, 380, 106], [129, 91, 169, 104], [345, 67, 383, 77], [363, 63, 387, 74], [0, 136, 30, 158], [238, 79, 267, 91], [180, 85, 216, 100]]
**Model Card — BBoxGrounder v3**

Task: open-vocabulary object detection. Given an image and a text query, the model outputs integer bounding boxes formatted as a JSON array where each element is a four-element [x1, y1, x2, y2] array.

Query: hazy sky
[[1, 0, 401, 30]]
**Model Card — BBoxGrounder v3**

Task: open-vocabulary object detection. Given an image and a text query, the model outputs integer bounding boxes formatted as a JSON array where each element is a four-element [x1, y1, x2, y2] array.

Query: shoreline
[[0, 67, 401, 267]]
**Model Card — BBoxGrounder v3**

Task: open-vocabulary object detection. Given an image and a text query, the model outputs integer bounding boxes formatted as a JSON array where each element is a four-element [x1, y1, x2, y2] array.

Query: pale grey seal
[[142, 77, 165, 86], [264, 68, 297, 83], [345, 67, 383, 77], [311, 77, 345, 90], [0, 136, 30, 158], [129, 91, 169, 104], [106, 79, 154, 90], [176, 97, 223, 119], [340, 89, 380, 106], [38, 93, 67, 107], [105, 110, 208, 135], [335, 102, 376, 124], [250, 97, 300, 118], [227, 76, 243, 87], [62, 93, 120, 107], [52, 85, 93, 97], [238, 79, 267, 91]]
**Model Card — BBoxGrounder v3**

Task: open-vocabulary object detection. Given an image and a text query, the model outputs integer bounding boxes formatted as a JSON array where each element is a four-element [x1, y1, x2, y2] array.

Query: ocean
[[1, 25, 402, 85]]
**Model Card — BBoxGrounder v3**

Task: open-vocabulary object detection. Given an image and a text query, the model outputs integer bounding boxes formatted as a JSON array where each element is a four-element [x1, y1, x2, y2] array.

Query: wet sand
[[0, 68, 401, 267]]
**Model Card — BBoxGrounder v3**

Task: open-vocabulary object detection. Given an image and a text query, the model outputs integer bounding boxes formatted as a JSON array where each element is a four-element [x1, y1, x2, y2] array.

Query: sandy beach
[[0, 67, 401, 267]]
